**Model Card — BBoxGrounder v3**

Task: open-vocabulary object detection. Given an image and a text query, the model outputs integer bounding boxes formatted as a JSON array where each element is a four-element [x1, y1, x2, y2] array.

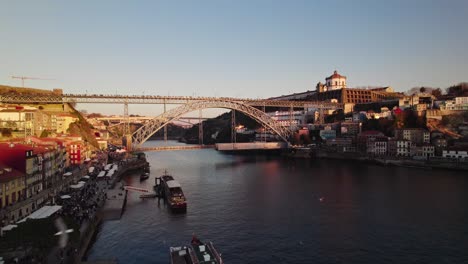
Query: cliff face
[[67, 104, 100, 149], [0, 85, 101, 148]]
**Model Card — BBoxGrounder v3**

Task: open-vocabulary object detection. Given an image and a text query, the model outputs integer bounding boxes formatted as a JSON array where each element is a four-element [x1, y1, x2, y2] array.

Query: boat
[[140, 172, 150, 181], [160, 171, 187, 211], [170, 236, 223, 264]]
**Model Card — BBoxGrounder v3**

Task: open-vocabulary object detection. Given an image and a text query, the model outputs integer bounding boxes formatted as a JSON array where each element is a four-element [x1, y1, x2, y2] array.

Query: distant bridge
[[0, 92, 342, 148], [0, 93, 340, 108]]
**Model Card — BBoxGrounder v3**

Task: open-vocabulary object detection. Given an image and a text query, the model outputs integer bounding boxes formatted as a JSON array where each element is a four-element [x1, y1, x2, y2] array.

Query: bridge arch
[[131, 100, 292, 148]]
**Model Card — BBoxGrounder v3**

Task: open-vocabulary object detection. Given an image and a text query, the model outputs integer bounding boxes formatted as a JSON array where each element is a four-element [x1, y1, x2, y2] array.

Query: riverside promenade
[[74, 156, 149, 264], [39, 154, 148, 264]]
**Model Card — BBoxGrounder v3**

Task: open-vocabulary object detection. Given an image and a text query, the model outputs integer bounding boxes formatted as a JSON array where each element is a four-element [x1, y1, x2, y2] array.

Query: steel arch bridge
[[131, 100, 292, 149]]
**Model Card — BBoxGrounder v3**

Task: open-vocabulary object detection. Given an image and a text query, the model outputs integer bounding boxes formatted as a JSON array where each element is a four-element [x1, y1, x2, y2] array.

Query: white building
[[267, 111, 304, 128], [325, 71, 347, 90], [442, 97, 468, 111], [422, 145, 435, 158], [442, 150, 468, 160], [396, 140, 413, 157], [455, 97, 468, 105], [367, 139, 387, 156], [398, 128, 430, 144]]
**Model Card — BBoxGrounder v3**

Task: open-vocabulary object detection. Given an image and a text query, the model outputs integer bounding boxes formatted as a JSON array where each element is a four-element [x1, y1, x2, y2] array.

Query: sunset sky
[[1, 0, 467, 115]]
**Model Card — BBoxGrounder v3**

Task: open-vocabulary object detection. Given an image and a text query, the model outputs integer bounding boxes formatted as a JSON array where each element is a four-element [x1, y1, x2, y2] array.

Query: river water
[[87, 140, 468, 263]]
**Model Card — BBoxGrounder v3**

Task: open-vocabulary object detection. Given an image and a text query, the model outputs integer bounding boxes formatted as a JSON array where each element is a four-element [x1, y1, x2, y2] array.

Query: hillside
[[0, 84, 58, 95]]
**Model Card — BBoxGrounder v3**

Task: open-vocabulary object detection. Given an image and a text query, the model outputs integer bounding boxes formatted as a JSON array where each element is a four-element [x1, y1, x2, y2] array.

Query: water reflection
[[87, 141, 468, 264]]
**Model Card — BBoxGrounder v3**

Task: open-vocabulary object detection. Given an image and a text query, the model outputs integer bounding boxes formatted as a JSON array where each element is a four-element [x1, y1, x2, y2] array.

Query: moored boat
[[170, 236, 223, 264], [160, 171, 187, 211]]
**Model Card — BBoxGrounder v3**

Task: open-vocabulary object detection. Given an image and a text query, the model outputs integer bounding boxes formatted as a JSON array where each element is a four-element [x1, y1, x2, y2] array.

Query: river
[[87, 140, 468, 263]]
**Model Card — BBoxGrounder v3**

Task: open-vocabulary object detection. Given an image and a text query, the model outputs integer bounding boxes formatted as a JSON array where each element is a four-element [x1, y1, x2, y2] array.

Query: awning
[[97, 171, 106, 177], [1, 224, 18, 236], [60, 195, 71, 199], [1, 224, 17, 232], [17, 205, 62, 223], [83, 175, 90, 179], [70, 183, 84, 189], [63, 172, 72, 177]]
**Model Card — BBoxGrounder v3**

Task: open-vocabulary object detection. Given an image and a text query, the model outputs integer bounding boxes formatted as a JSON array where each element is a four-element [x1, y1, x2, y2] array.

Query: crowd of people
[[56, 176, 107, 226]]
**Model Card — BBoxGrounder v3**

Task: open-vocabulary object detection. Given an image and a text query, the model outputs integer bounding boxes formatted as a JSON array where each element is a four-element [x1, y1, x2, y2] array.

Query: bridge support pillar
[[124, 101, 129, 135], [164, 99, 167, 144], [231, 110, 236, 143], [199, 109, 203, 145], [124, 134, 132, 151]]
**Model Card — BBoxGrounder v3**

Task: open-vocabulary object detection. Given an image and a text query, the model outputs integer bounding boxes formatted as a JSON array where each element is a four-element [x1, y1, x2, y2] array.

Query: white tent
[[63, 172, 72, 177], [70, 183, 84, 189], [97, 171, 106, 178], [1, 224, 17, 236], [83, 175, 90, 179], [60, 195, 71, 199], [17, 206, 62, 223]]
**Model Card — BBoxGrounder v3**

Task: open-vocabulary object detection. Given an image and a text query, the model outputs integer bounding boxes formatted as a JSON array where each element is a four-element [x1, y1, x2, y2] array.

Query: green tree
[[40, 130, 50, 138], [446, 83, 468, 97], [431, 88, 443, 98], [1, 128, 12, 137]]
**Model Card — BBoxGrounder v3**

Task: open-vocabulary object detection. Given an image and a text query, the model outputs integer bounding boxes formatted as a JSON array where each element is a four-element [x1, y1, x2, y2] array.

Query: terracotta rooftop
[[326, 70, 346, 80]]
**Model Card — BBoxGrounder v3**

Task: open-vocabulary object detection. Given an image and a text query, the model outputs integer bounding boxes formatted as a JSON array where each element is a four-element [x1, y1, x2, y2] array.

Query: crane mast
[[11, 76, 54, 88]]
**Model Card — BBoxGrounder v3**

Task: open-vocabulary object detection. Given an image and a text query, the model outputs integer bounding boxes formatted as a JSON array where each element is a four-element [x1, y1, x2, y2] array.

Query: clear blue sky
[[1, 0, 467, 115]]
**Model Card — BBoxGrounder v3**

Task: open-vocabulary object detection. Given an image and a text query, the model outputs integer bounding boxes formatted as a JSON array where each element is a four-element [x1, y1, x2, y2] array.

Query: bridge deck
[[0, 93, 342, 108], [136, 145, 215, 152]]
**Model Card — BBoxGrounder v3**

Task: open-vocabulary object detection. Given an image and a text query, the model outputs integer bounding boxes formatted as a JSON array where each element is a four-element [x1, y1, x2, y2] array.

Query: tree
[[1, 128, 12, 137], [446, 83, 468, 97], [431, 88, 443, 98], [40, 130, 51, 138]]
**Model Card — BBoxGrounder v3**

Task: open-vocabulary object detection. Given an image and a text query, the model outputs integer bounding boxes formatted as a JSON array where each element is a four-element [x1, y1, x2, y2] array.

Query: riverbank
[[313, 151, 468, 171], [77, 157, 148, 263]]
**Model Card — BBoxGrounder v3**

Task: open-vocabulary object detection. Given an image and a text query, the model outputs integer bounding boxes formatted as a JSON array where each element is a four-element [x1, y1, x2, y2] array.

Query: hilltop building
[[317, 70, 347, 92], [313, 70, 399, 104]]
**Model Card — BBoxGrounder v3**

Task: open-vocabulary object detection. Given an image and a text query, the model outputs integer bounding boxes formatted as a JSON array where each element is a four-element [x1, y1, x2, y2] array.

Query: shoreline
[[77, 158, 148, 263], [312, 151, 468, 171]]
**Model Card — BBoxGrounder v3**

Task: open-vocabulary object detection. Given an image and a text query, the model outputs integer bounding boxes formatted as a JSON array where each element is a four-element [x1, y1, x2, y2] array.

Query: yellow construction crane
[[11, 76, 55, 88]]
